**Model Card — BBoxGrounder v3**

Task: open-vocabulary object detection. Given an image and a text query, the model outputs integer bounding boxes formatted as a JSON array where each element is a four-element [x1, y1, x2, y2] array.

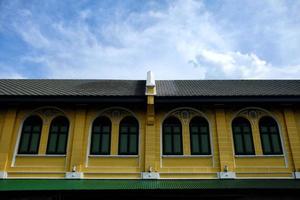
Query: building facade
[[1, 73, 300, 198]]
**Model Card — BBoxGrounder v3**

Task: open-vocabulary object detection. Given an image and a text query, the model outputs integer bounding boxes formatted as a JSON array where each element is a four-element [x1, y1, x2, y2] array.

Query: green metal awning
[[0, 179, 300, 191]]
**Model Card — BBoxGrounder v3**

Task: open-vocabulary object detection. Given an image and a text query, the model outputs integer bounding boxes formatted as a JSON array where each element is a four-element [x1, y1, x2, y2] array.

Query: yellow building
[[1, 72, 300, 199]]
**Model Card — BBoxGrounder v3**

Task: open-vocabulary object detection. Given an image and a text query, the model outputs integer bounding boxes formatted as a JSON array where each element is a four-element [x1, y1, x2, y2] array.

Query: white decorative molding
[[0, 171, 8, 179], [65, 172, 83, 179], [146, 71, 155, 86], [218, 172, 236, 179], [145, 71, 157, 95], [141, 172, 160, 179], [294, 172, 300, 179]]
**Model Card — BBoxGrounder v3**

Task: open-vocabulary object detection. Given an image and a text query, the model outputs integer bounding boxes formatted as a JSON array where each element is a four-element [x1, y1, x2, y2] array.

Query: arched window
[[18, 115, 42, 154], [189, 117, 211, 155], [232, 117, 255, 155], [118, 116, 139, 155], [46, 116, 69, 154], [163, 117, 183, 155], [259, 116, 283, 155], [90, 116, 112, 155]]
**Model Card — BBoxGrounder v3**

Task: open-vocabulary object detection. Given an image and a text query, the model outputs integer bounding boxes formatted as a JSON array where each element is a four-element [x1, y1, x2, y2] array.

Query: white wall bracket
[[0, 171, 7, 179], [294, 172, 300, 179], [218, 172, 236, 179], [65, 172, 83, 179], [141, 172, 160, 179]]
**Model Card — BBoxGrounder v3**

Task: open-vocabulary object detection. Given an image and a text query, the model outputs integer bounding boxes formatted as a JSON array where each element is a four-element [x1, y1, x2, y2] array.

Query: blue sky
[[0, 0, 300, 79]]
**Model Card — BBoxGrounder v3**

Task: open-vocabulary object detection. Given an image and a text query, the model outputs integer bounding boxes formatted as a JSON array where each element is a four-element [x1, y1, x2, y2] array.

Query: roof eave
[[155, 95, 300, 104]]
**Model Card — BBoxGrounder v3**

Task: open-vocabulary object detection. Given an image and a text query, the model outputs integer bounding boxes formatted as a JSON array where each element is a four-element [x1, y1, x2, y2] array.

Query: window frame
[[162, 117, 183, 155], [18, 115, 43, 154], [232, 117, 255, 155], [189, 116, 211, 155], [46, 116, 69, 155], [90, 116, 112, 155], [118, 116, 139, 155], [259, 116, 283, 155]]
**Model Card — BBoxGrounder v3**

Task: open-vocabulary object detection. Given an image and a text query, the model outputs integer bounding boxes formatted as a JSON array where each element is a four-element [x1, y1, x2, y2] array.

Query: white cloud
[[194, 50, 300, 79], [2, 0, 300, 79]]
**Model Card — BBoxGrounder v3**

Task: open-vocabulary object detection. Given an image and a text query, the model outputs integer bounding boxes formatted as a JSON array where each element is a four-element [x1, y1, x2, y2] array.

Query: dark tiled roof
[[156, 80, 300, 96], [0, 79, 300, 97], [0, 80, 146, 96]]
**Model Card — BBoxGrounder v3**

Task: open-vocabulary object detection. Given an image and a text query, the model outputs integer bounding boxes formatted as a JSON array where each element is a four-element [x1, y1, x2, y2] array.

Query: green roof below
[[0, 179, 300, 191]]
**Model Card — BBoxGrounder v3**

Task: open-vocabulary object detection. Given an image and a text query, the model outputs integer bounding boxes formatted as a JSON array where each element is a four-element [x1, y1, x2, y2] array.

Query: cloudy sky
[[0, 0, 300, 79]]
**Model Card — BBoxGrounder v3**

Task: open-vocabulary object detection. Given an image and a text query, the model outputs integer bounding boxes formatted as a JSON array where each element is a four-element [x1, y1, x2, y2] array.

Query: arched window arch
[[90, 116, 112, 155], [118, 116, 139, 155], [259, 116, 283, 155], [232, 117, 255, 155], [46, 116, 69, 154], [18, 115, 43, 154], [163, 117, 183, 155], [189, 116, 211, 155]]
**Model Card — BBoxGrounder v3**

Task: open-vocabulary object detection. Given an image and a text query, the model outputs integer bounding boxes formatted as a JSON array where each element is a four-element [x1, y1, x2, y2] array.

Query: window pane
[[244, 134, 254, 154], [234, 127, 241, 133], [191, 134, 200, 153], [101, 134, 110, 154], [24, 125, 31, 132], [173, 134, 182, 154], [93, 126, 101, 133], [29, 133, 40, 153], [48, 134, 58, 153], [271, 134, 282, 154], [121, 127, 128, 133], [200, 134, 210, 154], [191, 126, 198, 133], [119, 134, 128, 153], [33, 125, 41, 132], [129, 134, 137, 153], [164, 126, 171, 134], [130, 126, 137, 133], [261, 126, 268, 133], [57, 134, 67, 153], [234, 134, 244, 154], [243, 126, 250, 133], [270, 126, 277, 133], [60, 126, 68, 133], [164, 134, 172, 154], [173, 126, 180, 134], [51, 126, 58, 133], [102, 126, 110, 133], [200, 126, 207, 133], [261, 134, 271, 153], [19, 133, 30, 153], [91, 134, 100, 154]]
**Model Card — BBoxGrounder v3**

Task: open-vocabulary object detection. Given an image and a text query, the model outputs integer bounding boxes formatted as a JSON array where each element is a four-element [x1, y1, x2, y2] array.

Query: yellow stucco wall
[[0, 103, 300, 179]]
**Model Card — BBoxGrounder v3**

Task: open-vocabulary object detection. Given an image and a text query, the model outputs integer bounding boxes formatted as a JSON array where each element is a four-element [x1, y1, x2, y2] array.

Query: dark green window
[[232, 117, 255, 155], [163, 117, 183, 155], [189, 117, 211, 155], [259, 116, 283, 155], [46, 116, 69, 154], [118, 116, 139, 155], [90, 116, 111, 155], [18, 116, 42, 154]]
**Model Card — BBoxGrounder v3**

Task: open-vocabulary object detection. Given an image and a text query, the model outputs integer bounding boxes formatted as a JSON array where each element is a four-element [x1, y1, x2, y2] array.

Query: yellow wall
[[0, 104, 300, 179]]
